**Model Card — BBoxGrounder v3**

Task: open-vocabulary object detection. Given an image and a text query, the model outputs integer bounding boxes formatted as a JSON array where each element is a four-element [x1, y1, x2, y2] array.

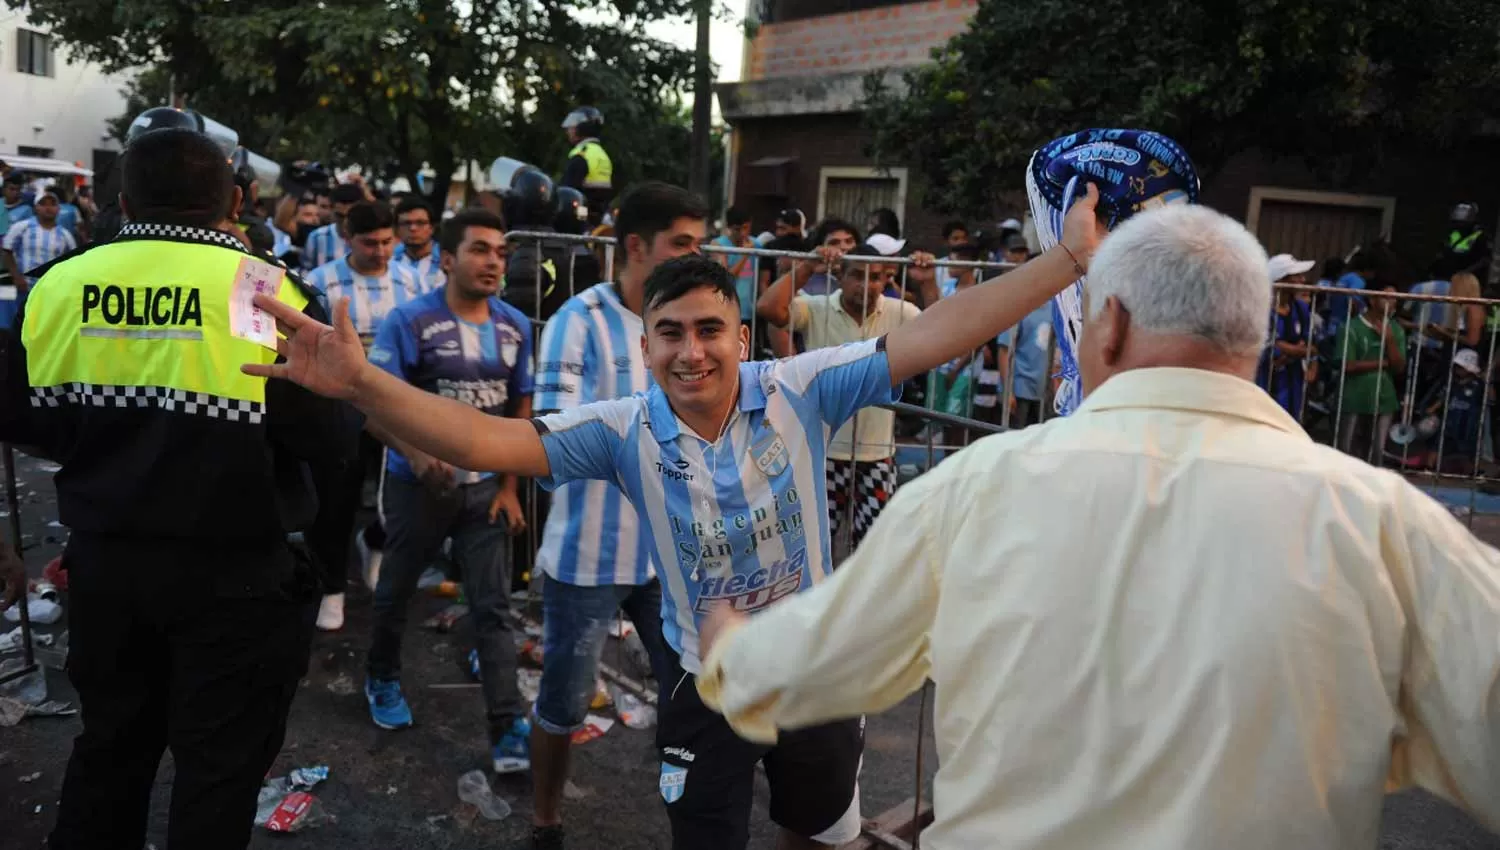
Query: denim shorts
[[531, 576, 670, 734]]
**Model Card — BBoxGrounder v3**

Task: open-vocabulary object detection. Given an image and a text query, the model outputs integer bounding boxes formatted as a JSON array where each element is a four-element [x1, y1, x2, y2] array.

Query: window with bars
[[823, 176, 901, 229], [17, 29, 55, 77]]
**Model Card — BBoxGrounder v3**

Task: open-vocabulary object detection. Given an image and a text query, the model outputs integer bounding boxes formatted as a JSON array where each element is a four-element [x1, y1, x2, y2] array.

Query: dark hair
[[776, 208, 806, 230], [1347, 250, 1379, 273], [120, 128, 234, 228], [725, 205, 750, 227], [439, 208, 506, 254], [643, 254, 738, 315], [298, 196, 319, 208], [395, 196, 433, 221], [1321, 257, 1346, 280], [867, 207, 900, 239], [836, 243, 887, 278], [4, 172, 26, 186], [313, 187, 331, 200], [812, 217, 860, 246], [330, 183, 366, 206], [942, 220, 968, 239], [343, 201, 395, 238], [614, 182, 708, 263]]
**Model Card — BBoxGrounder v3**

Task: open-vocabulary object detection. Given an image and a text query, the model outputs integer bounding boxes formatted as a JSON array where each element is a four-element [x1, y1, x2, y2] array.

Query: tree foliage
[[862, 0, 1500, 218], [17, 0, 724, 206]]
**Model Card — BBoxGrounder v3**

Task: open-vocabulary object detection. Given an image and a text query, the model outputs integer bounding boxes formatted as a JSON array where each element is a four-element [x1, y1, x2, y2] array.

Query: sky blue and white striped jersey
[[534, 338, 898, 672], [534, 283, 654, 588], [302, 222, 346, 270], [395, 242, 446, 290], [305, 257, 427, 347], [3, 218, 77, 280], [269, 224, 293, 260]]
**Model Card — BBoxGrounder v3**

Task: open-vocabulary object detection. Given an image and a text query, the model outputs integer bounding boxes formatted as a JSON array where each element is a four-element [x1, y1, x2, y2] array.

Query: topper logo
[[1074, 144, 1141, 167]]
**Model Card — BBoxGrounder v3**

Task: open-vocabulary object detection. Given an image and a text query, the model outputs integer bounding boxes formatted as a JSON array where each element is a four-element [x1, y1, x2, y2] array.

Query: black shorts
[[656, 654, 863, 849]]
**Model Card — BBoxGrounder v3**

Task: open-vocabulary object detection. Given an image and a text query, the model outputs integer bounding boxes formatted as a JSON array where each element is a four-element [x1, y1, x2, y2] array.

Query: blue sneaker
[[365, 677, 413, 730], [492, 716, 532, 774]]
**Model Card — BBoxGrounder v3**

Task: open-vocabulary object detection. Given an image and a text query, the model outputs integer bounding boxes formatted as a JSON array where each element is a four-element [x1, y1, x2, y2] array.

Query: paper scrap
[[228, 256, 286, 351]]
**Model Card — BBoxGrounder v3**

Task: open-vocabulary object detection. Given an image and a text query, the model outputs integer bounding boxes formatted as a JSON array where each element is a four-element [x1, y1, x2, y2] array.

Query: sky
[[649, 10, 746, 83]]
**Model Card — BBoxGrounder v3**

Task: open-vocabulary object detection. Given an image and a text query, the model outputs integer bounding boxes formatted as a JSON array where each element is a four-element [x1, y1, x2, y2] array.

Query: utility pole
[[688, 0, 713, 200]]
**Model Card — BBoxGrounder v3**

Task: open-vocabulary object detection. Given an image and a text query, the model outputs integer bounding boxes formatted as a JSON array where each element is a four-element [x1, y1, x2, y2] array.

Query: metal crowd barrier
[[1266, 281, 1500, 529]]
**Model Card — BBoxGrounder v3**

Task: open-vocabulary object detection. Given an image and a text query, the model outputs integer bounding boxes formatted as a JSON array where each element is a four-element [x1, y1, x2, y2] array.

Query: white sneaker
[[316, 593, 345, 631], [357, 534, 383, 591]]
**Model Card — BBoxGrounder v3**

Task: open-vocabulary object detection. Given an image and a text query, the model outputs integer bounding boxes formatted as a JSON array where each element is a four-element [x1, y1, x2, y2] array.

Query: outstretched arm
[[883, 183, 1105, 386], [242, 296, 551, 477]]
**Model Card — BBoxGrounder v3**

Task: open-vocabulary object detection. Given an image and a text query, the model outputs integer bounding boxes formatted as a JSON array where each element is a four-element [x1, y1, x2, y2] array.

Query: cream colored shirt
[[699, 367, 1500, 850], [788, 292, 921, 462]]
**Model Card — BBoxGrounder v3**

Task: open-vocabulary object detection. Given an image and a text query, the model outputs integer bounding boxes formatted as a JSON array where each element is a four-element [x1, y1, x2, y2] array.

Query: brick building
[[716, 0, 1500, 278], [716, 0, 978, 249]]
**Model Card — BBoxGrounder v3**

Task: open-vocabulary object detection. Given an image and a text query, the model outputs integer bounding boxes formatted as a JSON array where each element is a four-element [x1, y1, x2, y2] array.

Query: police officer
[[92, 106, 205, 243], [559, 106, 612, 227], [1435, 201, 1493, 279], [0, 127, 353, 849], [503, 167, 596, 323]]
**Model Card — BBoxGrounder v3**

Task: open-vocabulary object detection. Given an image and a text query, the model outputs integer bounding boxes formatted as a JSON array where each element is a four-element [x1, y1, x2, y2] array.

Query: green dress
[[1332, 316, 1405, 415]]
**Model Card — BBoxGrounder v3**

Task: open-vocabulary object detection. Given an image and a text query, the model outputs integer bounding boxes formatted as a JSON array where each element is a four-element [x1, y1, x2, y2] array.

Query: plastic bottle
[[457, 770, 511, 821]]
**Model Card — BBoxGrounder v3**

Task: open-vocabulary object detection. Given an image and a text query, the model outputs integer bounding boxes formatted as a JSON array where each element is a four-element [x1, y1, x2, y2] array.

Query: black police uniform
[[0, 223, 355, 849]]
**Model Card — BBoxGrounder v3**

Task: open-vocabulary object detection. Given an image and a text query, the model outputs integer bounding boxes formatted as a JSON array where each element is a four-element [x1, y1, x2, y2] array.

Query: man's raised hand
[[240, 295, 369, 400], [1060, 182, 1108, 271]]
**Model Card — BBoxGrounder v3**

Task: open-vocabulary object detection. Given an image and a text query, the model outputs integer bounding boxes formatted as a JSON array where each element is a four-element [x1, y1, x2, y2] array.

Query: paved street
[[2, 449, 1498, 849]]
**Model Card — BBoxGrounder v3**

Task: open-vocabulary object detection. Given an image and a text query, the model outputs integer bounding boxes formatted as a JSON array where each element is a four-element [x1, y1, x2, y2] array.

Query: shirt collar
[[115, 222, 251, 254], [1075, 367, 1307, 437], [646, 361, 766, 443]]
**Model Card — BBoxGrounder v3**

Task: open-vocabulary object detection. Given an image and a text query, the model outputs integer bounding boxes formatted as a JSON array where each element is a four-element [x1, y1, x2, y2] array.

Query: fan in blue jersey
[[393, 196, 446, 291], [4, 190, 77, 283], [246, 181, 1108, 850], [300, 183, 364, 271], [304, 200, 426, 632], [526, 183, 694, 850], [362, 207, 536, 774]]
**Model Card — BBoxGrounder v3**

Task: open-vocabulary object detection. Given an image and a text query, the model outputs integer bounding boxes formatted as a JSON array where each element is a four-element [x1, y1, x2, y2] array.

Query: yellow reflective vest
[[9, 222, 339, 545], [568, 139, 614, 191]]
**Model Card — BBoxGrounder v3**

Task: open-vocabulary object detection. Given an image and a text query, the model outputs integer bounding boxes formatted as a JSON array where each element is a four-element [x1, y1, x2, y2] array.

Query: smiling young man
[[361, 208, 535, 772], [244, 183, 1105, 850]]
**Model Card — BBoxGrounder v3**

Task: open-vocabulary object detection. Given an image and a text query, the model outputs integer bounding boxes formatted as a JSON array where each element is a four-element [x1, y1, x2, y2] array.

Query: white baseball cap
[[1455, 348, 1482, 375], [866, 233, 907, 256], [1268, 253, 1316, 282]]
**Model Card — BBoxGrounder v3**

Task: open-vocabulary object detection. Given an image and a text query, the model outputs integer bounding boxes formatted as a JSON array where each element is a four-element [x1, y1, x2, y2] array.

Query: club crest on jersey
[[750, 427, 789, 478], [659, 763, 687, 804]]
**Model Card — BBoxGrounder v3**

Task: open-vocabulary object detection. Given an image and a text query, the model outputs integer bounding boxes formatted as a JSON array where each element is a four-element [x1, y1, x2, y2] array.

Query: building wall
[[746, 0, 977, 81], [734, 113, 956, 249], [1200, 142, 1500, 280], [0, 12, 129, 169]]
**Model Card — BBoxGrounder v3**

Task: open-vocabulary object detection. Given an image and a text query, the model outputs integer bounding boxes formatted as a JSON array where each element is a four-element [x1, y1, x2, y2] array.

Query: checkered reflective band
[[114, 222, 250, 253], [30, 383, 264, 424]]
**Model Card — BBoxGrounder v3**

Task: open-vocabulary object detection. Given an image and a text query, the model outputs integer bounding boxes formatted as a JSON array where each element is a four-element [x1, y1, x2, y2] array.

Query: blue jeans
[[532, 576, 673, 734]]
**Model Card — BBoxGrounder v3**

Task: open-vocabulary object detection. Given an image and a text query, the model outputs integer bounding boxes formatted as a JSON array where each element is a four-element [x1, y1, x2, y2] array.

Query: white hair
[[1086, 205, 1272, 357]]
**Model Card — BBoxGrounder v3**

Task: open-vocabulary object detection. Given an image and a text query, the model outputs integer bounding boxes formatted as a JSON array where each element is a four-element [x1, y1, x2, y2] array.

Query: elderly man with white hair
[[696, 204, 1500, 848]]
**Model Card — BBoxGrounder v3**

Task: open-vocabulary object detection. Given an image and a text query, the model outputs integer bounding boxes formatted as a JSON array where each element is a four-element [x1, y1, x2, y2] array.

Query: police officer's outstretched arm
[[244, 294, 551, 478]]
